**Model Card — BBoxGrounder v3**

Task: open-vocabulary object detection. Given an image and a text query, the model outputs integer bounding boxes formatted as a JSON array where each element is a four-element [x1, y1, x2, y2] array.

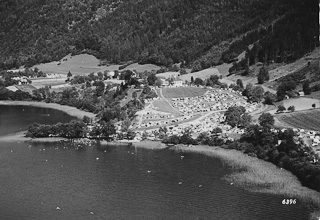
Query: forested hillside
[[0, 0, 318, 70]]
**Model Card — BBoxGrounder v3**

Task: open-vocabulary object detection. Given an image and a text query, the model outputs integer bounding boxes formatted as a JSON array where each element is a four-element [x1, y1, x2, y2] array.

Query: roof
[[175, 77, 183, 81]]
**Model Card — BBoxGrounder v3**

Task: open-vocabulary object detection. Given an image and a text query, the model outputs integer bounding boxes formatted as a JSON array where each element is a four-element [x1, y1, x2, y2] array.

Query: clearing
[[276, 109, 320, 131], [162, 87, 207, 99], [33, 54, 101, 75]]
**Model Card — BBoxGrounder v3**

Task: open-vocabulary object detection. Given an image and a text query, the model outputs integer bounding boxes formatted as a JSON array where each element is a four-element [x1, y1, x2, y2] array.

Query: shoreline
[[1, 131, 319, 218], [0, 131, 69, 143], [0, 101, 95, 120]]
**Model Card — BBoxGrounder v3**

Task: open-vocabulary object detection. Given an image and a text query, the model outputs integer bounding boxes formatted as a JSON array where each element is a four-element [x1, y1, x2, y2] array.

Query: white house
[[174, 77, 183, 87]]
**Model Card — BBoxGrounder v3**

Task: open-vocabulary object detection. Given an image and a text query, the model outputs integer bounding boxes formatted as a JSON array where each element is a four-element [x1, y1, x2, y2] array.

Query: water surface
[[0, 105, 313, 219]]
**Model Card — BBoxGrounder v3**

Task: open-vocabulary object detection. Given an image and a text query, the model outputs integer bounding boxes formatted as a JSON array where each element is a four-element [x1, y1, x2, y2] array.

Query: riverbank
[[0, 101, 95, 120]]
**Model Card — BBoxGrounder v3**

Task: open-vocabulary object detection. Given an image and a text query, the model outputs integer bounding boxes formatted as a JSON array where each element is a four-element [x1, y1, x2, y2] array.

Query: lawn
[[162, 87, 207, 99], [277, 109, 320, 131]]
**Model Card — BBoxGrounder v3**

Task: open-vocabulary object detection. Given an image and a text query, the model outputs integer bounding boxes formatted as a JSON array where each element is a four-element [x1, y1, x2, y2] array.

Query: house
[[174, 77, 183, 87], [298, 91, 305, 97], [160, 78, 169, 86]]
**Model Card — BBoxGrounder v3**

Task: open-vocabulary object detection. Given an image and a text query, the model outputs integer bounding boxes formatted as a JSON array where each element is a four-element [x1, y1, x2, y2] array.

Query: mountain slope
[[0, 0, 318, 70]]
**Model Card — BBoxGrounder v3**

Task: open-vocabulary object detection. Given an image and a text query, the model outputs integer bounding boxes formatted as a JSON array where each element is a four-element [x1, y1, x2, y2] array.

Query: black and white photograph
[[0, 0, 319, 219]]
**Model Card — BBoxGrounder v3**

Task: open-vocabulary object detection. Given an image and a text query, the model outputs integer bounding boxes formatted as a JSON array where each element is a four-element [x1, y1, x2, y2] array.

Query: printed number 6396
[[282, 199, 296, 205]]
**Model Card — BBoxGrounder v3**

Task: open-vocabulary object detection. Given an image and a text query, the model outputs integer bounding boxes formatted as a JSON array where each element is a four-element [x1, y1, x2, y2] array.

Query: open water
[[0, 105, 314, 219]]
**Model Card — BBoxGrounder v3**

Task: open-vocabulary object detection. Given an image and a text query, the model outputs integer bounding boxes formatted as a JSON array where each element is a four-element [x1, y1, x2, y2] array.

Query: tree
[[82, 116, 91, 124], [224, 106, 250, 128], [248, 86, 264, 102], [303, 81, 311, 95], [194, 78, 203, 86], [191, 76, 194, 84], [277, 105, 286, 113], [236, 79, 244, 89], [264, 91, 277, 105], [132, 91, 137, 99], [95, 81, 105, 97], [180, 69, 187, 75], [287, 105, 295, 112], [155, 77, 163, 87], [67, 71, 72, 78], [277, 80, 296, 101], [147, 73, 157, 86], [258, 113, 275, 129], [312, 103, 316, 109], [257, 66, 269, 84]]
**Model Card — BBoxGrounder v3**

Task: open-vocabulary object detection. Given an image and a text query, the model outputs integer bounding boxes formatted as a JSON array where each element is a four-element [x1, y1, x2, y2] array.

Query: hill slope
[[0, 0, 318, 71]]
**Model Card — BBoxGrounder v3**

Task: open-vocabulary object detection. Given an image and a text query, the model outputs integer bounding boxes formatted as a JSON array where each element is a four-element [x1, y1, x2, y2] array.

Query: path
[[156, 88, 181, 115]]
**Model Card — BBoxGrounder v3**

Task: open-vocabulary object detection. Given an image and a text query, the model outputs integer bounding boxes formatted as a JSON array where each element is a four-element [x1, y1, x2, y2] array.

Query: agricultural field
[[277, 109, 320, 131], [162, 87, 207, 99], [31, 78, 68, 89]]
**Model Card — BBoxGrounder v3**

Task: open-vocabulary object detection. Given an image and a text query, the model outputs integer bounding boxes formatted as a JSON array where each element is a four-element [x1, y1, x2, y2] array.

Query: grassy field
[[277, 109, 320, 131], [152, 100, 180, 115], [306, 91, 320, 100], [179, 68, 220, 81], [162, 87, 207, 98]]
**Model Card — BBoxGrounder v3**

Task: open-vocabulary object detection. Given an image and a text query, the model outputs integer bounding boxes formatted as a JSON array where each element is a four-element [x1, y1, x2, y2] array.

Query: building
[[174, 77, 183, 87]]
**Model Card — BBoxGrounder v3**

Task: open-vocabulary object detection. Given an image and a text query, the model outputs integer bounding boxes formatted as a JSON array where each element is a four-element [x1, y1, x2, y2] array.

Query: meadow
[[179, 68, 221, 81], [152, 100, 180, 115], [277, 109, 320, 131], [162, 87, 207, 99]]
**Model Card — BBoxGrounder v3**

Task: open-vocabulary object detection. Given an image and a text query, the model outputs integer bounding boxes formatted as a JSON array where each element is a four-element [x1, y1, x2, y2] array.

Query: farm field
[[162, 87, 207, 99], [31, 78, 68, 88], [277, 109, 320, 131]]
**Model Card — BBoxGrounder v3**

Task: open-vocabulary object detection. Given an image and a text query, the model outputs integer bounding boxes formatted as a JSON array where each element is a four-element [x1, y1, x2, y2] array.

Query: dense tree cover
[[302, 81, 311, 95], [242, 83, 264, 102], [276, 80, 296, 101], [0, 80, 33, 100], [229, 114, 320, 192], [263, 91, 277, 105], [224, 106, 252, 128], [257, 66, 269, 84], [26, 120, 86, 138], [1, 0, 317, 70]]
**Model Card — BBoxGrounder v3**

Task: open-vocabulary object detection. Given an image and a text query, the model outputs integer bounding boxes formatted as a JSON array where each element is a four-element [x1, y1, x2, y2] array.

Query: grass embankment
[[172, 145, 320, 217], [277, 109, 320, 131], [0, 101, 95, 120], [162, 87, 207, 99]]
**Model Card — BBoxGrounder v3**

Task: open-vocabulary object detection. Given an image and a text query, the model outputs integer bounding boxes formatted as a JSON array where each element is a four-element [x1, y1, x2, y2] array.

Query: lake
[[0, 105, 313, 219]]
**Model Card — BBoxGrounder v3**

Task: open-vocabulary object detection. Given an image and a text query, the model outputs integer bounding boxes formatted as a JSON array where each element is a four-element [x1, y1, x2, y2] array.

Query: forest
[[0, 0, 318, 71]]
